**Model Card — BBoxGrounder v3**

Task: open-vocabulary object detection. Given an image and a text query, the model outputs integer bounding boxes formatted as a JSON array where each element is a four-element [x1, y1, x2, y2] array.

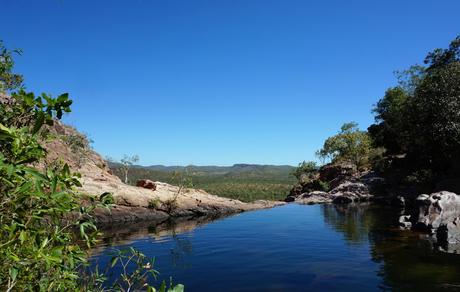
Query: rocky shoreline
[[398, 191, 460, 253], [93, 197, 284, 226], [285, 163, 385, 205], [285, 163, 460, 253]]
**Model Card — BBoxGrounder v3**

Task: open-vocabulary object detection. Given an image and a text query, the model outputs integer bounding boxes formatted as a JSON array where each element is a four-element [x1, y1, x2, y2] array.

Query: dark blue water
[[93, 204, 460, 291]]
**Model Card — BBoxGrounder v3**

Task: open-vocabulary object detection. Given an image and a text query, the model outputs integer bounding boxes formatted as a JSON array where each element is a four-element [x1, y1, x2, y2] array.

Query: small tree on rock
[[121, 154, 139, 184]]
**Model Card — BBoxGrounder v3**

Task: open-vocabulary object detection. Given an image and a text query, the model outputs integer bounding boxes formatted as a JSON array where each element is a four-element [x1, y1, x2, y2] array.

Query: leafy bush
[[82, 247, 184, 292], [148, 197, 162, 209], [0, 87, 97, 290]]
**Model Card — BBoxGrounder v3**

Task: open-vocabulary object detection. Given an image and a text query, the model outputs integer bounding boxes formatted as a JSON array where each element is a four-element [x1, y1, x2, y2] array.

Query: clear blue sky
[[1, 0, 459, 166]]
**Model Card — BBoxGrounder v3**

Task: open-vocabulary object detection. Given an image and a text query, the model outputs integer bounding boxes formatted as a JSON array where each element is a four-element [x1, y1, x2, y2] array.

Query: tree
[[0, 40, 23, 92], [121, 154, 139, 184], [424, 35, 460, 72], [407, 61, 460, 172], [317, 122, 372, 170], [368, 87, 409, 154]]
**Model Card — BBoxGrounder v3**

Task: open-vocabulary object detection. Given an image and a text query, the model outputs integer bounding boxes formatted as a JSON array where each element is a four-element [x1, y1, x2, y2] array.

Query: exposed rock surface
[[288, 165, 383, 205], [319, 163, 356, 189], [295, 191, 331, 205], [294, 181, 373, 205], [398, 214, 412, 229], [38, 122, 285, 225], [136, 179, 157, 191], [412, 191, 460, 246]]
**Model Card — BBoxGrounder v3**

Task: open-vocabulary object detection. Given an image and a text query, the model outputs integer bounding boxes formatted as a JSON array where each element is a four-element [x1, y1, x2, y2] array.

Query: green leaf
[[109, 256, 119, 268], [19, 231, 27, 244], [0, 123, 14, 141], [158, 281, 166, 292], [32, 110, 45, 134], [168, 284, 184, 292], [9, 267, 18, 281], [23, 167, 47, 181]]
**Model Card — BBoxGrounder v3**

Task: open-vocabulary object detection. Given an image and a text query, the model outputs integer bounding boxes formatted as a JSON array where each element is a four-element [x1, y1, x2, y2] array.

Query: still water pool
[[93, 204, 460, 291]]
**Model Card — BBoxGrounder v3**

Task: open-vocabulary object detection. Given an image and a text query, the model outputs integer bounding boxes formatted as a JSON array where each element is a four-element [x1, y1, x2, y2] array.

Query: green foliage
[[369, 35, 460, 187], [394, 65, 426, 95], [369, 87, 409, 154], [163, 170, 192, 214], [0, 40, 23, 92], [114, 154, 140, 184], [317, 180, 330, 192], [317, 122, 373, 170], [82, 247, 184, 292], [0, 89, 97, 290], [148, 197, 162, 209], [292, 161, 318, 184], [60, 129, 94, 167]]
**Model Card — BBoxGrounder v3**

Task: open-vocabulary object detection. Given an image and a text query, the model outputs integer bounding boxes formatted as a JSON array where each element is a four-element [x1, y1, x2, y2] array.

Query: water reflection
[[321, 203, 460, 291], [93, 204, 460, 291], [321, 203, 375, 245]]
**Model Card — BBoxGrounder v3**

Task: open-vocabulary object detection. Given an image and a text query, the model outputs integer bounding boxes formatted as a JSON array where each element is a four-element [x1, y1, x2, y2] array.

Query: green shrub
[[148, 197, 161, 209]]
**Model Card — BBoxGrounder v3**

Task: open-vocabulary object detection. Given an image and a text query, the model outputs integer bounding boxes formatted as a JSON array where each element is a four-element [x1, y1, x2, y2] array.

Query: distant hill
[[145, 163, 295, 176], [108, 163, 297, 202]]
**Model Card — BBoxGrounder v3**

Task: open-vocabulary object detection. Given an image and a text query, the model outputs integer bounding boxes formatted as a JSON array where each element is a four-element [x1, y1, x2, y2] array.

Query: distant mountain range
[[143, 164, 295, 175], [108, 162, 296, 181]]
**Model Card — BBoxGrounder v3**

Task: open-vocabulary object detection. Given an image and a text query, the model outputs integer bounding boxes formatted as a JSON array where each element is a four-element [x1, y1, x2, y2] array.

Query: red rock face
[[136, 179, 157, 191]]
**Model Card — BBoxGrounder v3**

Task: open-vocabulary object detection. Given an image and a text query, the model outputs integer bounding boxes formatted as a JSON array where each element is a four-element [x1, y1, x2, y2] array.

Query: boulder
[[296, 191, 331, 204], [330, 181, 370, 196], [285, 166, 384, 205], [136, 179, 157, 191], [398, 214, 412, 229], [286, 185, 303, 202], [414, 191, 460, 244], [329, 181, 372, 204]]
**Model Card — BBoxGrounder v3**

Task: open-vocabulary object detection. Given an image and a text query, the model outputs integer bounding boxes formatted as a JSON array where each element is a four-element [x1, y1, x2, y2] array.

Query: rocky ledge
[[286, 163, 385, 205], [399, 191, 460, 252], [38, 121, 284, 226], [287, 180, 375, 205], [83, 176, 284, 225]]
